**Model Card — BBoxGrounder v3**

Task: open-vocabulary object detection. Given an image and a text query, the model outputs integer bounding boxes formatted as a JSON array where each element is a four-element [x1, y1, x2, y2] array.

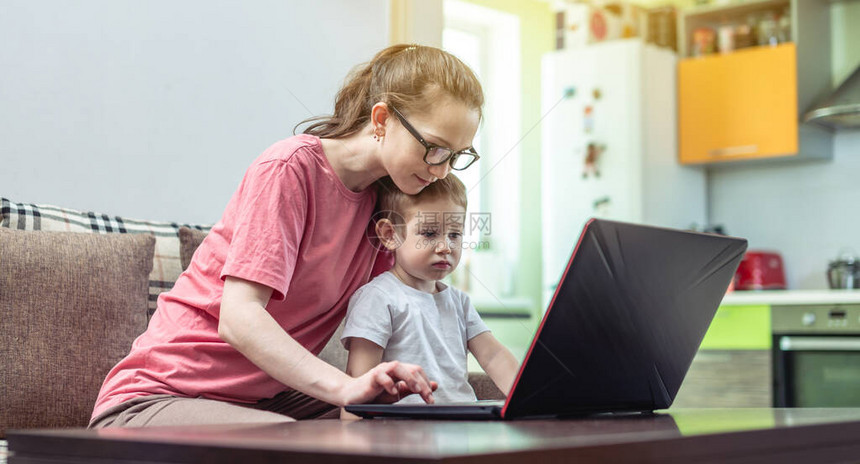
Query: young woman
[[90, 44, 485, 427]]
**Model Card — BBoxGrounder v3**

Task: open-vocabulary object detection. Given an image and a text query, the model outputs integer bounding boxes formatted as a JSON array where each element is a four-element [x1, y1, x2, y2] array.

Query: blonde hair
[[296, 44, 484, 138], [376, 175, 467, 224]]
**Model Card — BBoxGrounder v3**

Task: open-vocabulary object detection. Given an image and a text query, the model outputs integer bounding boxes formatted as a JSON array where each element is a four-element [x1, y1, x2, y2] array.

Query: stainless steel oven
[[772, 304, 860, 407]]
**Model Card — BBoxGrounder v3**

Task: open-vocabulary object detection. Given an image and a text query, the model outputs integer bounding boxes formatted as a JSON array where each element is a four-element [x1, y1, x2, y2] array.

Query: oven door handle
[[779, 336, 860, 351]]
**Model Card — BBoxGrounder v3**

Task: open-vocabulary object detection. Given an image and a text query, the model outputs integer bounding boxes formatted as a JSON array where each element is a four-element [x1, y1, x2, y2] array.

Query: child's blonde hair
[[376, 175, 467, 224], [297, 44, 484, 138]]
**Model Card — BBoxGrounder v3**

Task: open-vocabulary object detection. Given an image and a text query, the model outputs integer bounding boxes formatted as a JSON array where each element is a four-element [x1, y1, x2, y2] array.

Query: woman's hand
[[341, 361, 438, 406]]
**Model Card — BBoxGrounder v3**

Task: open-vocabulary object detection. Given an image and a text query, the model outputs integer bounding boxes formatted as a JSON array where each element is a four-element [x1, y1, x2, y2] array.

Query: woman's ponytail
[[296, 44, 483, 139]]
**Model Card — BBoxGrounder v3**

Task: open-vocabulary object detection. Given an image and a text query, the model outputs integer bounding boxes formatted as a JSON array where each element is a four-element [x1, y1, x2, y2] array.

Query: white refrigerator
[[540, 38, 707, 308]]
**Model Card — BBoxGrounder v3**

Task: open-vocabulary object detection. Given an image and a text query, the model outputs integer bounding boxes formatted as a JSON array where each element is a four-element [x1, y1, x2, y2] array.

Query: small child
[[341, 174, 519, 411]]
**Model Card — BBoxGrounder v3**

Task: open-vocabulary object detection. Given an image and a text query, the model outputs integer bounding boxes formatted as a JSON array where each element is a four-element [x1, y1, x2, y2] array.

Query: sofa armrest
[[468, 373, 505, 400]]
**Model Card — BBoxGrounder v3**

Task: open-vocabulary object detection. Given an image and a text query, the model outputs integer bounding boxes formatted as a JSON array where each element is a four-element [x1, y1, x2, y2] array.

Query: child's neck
[[390, 267, 440, 294]]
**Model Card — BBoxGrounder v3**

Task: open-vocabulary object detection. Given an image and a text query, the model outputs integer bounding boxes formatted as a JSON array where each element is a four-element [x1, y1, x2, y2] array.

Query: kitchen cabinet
[[673, 304, 772, 408], [700, 304, 771, 349], [679, 44, 798, 163], [677, 0, 833, 165], [672, 349, 772, 408]]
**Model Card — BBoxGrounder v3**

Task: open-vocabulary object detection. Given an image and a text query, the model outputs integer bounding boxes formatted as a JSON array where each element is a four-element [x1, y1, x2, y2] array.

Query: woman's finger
[[374, 368, 398, 395], [389, 362, 434, 403], [395, 380, 408, 392], [414, 365, 433, 390]]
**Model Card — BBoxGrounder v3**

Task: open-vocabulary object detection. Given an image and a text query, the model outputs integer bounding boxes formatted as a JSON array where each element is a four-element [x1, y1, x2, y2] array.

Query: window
[[443, 0, 521, 301]]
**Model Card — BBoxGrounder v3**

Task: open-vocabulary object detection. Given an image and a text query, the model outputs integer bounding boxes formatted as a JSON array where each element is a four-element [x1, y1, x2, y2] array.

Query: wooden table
[[8, 409, 860, 463]]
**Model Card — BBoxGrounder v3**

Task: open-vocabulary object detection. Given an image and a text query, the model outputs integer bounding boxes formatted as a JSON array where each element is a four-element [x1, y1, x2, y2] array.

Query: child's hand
[[341, 361, 438, 406]]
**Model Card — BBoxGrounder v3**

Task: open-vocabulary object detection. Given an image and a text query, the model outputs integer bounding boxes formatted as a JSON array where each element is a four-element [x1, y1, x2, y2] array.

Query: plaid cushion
[[1, 197, 212, 318]]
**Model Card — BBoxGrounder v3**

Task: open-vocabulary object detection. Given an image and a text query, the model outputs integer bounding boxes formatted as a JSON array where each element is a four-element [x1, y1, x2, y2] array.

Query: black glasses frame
[[390, 106, 479, 171]]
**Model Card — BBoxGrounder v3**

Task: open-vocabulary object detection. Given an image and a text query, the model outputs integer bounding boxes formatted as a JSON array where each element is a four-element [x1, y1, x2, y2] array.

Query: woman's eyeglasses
[[390, 106, 479, 171]]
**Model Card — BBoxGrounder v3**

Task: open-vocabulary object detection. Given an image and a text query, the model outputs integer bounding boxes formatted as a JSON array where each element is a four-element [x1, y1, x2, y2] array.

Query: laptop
[[346, 219, 748, 420]]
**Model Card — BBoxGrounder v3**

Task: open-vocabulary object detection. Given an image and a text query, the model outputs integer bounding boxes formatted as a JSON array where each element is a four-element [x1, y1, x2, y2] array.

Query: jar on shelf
[[718, 23, 734, 53], [757, 12, 779, 46], [692, 27, 717, 56], [733, 15, 757, 49]]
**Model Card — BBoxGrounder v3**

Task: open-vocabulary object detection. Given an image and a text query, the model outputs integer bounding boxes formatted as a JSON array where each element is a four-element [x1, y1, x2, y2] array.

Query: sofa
[[0, 197, 503, 439]]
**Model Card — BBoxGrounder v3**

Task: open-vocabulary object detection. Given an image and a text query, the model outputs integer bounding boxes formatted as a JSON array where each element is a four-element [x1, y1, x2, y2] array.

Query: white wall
[[0, 0, 388, 224]]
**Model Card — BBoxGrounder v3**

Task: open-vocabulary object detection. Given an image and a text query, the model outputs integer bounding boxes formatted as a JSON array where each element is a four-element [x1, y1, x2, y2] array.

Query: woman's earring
[[374, 129, 384, 142]]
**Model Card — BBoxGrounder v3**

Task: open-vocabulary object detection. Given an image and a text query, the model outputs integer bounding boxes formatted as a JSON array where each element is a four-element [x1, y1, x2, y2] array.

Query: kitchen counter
[[721, 289, 860, 306]]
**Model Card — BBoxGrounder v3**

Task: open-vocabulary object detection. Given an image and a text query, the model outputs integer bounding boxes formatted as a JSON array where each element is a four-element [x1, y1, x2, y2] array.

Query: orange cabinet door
[[678, 43, 798, 164]]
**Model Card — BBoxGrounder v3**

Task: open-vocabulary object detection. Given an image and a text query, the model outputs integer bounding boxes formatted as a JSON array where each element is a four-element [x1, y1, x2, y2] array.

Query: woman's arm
[[218, 276, 436, 407], [467, 332, 520, 395]]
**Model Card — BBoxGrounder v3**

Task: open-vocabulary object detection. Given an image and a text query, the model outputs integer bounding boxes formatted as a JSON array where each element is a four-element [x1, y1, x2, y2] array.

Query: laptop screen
[[502, 219, 746, 419]]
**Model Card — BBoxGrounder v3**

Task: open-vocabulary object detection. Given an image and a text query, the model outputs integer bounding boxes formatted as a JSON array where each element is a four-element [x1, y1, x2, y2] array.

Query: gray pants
[[89, 390, 338, 428]]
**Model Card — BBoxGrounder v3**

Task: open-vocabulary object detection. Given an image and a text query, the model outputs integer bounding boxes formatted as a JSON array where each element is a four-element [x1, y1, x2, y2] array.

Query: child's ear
[[375, 218, 403, 251]]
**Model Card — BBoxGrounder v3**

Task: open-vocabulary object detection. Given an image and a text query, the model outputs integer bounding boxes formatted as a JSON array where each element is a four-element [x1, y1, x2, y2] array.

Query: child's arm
[[467, 332, 520, 396], [341, 338, 385, 419]]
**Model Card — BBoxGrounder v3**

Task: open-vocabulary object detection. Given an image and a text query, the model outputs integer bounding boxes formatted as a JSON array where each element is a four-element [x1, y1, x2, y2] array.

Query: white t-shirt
[[341, 271, 490, 404]]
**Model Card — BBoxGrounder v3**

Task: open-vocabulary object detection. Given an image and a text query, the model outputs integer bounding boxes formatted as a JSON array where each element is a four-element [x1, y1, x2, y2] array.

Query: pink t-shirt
[[92, 135, 391, 419]]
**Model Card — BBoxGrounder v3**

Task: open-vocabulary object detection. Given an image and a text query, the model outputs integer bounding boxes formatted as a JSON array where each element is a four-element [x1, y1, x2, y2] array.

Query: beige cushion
[[317, 320, 349, 372], [0, 229, 155, 436]]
